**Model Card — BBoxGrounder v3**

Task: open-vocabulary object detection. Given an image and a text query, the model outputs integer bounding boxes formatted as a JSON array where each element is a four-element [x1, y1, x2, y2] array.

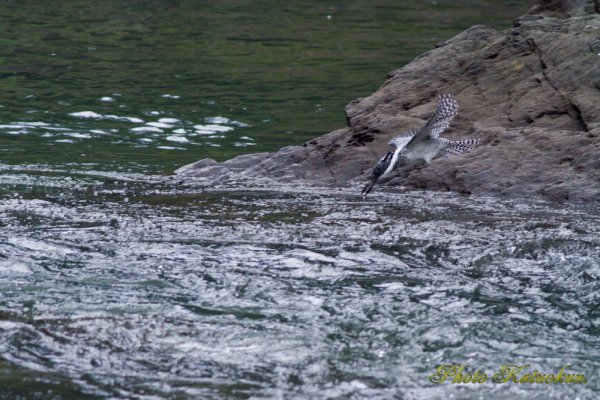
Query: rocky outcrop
[[526, 0, 599, 17], [176, 0, 600, 203]]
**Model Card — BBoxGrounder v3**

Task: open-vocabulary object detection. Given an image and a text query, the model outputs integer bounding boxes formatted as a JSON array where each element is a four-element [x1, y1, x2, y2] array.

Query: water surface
[[0, 0, 525, 173], [1, 172, 599, 399], [5, 2, 599, 400]]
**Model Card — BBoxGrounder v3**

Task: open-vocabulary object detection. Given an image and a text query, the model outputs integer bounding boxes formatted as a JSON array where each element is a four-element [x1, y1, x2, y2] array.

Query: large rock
[[177, 0, 600, 203]]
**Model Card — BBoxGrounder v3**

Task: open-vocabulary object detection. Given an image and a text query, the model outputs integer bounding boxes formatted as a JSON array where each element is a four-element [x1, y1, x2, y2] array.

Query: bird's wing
[[392, 154, 409, 170], [441, 138, 479, 158], [405, 91, 459, 147], [389, 128, 418, 150]]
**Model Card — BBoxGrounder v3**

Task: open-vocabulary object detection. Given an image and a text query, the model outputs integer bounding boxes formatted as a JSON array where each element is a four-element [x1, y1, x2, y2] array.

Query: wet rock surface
[[177, 0, 600, 203]]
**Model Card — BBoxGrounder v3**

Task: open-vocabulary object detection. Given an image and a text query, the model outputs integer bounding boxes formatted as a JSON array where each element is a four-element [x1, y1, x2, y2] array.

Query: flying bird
[[361, 91, 478, 196]]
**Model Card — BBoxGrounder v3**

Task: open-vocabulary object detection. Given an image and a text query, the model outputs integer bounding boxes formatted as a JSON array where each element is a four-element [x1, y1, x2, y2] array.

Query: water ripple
[[0, 170, 598, 398]]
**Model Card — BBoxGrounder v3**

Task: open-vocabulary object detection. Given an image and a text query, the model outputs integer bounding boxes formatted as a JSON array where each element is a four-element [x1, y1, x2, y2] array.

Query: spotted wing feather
[[442, 138, 479, 158], [405, 91, 459, 147], [392, 154, 408, 170]]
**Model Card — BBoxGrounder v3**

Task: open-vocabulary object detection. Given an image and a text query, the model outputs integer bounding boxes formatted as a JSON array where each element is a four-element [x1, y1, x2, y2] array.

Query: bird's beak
[[361, 180, 376, 196]]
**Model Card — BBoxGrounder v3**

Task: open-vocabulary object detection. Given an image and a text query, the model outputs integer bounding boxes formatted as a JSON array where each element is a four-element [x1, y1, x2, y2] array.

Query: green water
[[8, 3, 599, 400], [0, 0, 525, 173]]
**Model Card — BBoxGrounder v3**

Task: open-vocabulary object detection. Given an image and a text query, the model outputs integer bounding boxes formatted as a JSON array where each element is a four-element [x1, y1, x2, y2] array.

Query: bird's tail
[[361, 179, 377, 196], [442, 138, 479, 158]]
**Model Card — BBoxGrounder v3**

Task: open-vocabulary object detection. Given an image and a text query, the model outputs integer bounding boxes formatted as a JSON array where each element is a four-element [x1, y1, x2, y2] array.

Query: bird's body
[[361, 92, 478, 195]]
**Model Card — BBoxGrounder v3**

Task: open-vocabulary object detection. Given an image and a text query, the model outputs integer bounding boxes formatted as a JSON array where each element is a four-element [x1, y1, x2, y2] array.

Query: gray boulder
[[177, 0, 600, 202]]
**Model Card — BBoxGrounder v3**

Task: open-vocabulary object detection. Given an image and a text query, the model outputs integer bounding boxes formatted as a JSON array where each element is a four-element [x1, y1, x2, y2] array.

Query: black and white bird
[[361, 91, 478, 196]]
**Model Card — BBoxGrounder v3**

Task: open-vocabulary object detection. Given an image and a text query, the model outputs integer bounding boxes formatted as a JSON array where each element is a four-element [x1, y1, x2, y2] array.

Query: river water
[[2, 1, 599, 399]]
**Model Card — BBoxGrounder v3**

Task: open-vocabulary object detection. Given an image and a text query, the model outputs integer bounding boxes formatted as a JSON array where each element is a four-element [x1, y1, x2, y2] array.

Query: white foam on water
[[206, 116, 230, 124], [23, 122, 49, 126], [172, 128, 187, 134], [69, 111, 144, 124], [68, 111, 103, 119], [158, 118, 180, 124], [0, 122, 75, 138], [0, 260, 31, 275], [0, 321, 25, 329], [166, 135, 189, 143], [194, 129, 216, 135], [205, 116, 250, 128], [100, 97, 114, 102], [193, 124, 233, 133], [131, 126, 164, 133], [0, 124, 34, 129], [43, 126, 72, 131], [64, 132, 92, 139], [147, 122, 174, 129], [157, 145, 185, 150], [161, 94, 180, 99], [7, 236, 77, 256]]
